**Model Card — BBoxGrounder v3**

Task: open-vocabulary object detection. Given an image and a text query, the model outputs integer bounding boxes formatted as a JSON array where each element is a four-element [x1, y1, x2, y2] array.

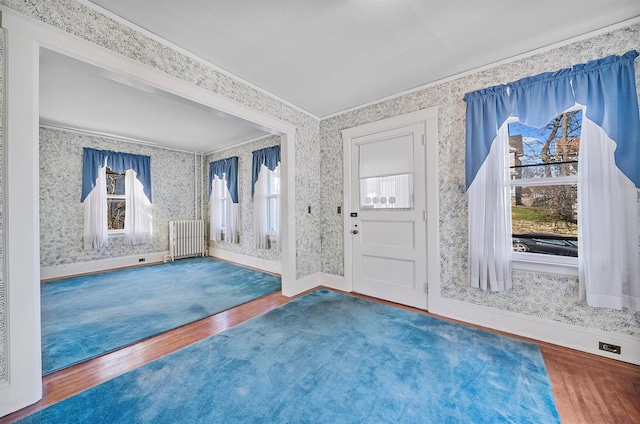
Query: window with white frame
[[464, 50, 640, 309], [266, 166, 279, 234], [219, 173, 227, 233], [209, 156, 239, 244], [82, 147, 152, 249], [251, 145, 281, 250], [106, 167, 126, 233], [508, 109, 581, 259]]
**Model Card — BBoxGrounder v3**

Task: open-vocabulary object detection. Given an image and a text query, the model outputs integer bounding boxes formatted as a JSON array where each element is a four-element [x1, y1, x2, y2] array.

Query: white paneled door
[[349, 123, 427, 309]]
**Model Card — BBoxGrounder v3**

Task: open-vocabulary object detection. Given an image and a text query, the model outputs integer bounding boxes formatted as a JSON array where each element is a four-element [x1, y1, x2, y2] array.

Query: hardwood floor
[[2, 288, 639, 423]]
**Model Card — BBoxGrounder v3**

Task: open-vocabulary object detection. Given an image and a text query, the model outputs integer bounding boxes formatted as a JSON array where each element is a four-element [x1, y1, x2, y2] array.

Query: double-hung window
[[266, 166, 280, 234], [508, 110, 581, 267], [252, 145, 281, 250], [220, 173, 227, 233], [82, 147, 152, 249], [209, 157, 239, 244], [106, 167, 126, 233], [464, 50, 640, 310]]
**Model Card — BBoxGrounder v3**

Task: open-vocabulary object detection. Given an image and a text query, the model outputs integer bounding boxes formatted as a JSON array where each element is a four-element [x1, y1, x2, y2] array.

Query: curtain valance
[[465, 49, 639, 189], [209, 156, 239, 203], [251, 145, 280, 197], [81, 148, 152, 202]]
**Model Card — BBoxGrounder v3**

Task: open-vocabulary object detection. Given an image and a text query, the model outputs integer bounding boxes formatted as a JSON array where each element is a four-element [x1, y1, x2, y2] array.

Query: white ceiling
[[39, 49, 270, 153], [40, 1, 640, 152]]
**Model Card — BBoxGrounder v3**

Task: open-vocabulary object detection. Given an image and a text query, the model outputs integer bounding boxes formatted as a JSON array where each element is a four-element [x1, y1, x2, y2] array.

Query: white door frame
[[0, 9, 297, 416], [342, 108, 440, 308]]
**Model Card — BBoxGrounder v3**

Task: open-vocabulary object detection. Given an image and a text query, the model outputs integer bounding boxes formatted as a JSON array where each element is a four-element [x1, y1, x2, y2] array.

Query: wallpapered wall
[[0, 0, 639, 383], [39, 127, 199, 267], [0, 0, 322, 279], [205, 135, 282, 263], [0, 0, 322, 381], [0, 31, 5, 383], [320, 23, 640, 338]]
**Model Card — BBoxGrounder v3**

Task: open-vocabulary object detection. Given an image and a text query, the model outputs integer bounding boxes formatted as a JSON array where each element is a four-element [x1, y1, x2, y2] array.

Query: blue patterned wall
[[39, 127, 198, 267], [319, 24, 640, 338], [205, 135, 282, 263]]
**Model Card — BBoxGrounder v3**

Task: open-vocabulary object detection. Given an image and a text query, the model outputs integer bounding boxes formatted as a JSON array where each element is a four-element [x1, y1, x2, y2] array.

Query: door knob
[[352, 230, 359, 234]]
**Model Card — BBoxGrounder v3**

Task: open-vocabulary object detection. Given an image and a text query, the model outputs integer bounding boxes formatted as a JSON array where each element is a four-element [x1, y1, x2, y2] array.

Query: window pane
[[359, 173, 413, 210], [221, 198, 226, 228], [268, 168, 280, 196], [511, 184, 577, 257], [267, 196, 278, 232], [509, 110, 581, 180], [107, 198, 126, 230], [106, 169, 125, 195]]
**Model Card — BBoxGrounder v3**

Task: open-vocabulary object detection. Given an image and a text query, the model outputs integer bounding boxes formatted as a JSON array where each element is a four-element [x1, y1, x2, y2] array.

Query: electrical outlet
[[337, 206, 342, 214], [599, 342, 621, 354]]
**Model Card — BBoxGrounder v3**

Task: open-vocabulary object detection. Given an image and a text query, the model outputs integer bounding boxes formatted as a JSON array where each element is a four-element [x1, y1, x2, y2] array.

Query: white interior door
[[349, 124, 427, 309]]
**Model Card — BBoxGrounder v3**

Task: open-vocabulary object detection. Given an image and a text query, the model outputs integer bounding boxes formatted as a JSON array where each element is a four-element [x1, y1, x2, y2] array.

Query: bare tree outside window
[[508, 111, 581, 256], [106, 168, 126, 231]]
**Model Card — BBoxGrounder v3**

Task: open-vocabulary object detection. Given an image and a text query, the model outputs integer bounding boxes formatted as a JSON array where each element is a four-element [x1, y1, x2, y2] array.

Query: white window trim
[[266, 166, 279, 236], [512, 252, 577, 276], [507, 115, 579, 276], [106, 172, 126, 235]]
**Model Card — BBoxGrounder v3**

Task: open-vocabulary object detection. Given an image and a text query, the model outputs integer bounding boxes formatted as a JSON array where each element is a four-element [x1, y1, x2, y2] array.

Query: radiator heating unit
[[168, 220, 206, 261]]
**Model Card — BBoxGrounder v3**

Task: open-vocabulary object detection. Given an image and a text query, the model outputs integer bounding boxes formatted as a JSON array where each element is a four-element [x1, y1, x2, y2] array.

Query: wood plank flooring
[[2, 288, 639, 423]]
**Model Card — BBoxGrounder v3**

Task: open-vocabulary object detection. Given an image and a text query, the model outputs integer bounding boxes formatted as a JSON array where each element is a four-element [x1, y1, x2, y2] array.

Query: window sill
[[512, 252, 578, 276]]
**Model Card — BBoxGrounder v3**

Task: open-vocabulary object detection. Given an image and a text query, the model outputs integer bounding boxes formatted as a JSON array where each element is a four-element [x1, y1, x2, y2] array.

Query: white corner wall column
[[0, 27, 43, 415], [0, 9, 298, 415]]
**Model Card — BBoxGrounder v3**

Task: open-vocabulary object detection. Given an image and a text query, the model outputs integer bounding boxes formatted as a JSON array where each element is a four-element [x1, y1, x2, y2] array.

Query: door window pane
[[360, 173, 413, 210]]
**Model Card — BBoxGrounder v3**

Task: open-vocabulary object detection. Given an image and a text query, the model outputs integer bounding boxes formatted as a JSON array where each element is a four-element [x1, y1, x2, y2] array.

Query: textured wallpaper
[[0, 0, 322, 280], [0, 31, 6, 383], [205, 135, 282, 263], [39, 127, 199, 267], [0, 0, 321, 381], [320, 24, 640, 338], [1, 0, 639, 384]]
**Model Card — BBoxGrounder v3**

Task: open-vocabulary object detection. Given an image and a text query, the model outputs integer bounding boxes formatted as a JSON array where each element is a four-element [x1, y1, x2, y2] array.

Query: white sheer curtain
[[124, 169, 152, 245], [579, 118, 640, 309], [253, 164, 275, 250], [210, 175, 239, 243], [83, 165, 108, 249], [274, 167, 281, 250], [210, 175, 225, 242], [468, 123, 513, 291]]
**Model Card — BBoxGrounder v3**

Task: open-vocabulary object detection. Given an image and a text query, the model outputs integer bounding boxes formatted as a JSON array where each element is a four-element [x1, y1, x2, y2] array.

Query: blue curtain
[[572, 50, 640, 187], [251, 145, 280, 197], [465, 50, 640, 189], [463, 85, 511, 189], [81, 148, 152, 202], [508, 67, 575, 128], [209, 156, 239, 203]]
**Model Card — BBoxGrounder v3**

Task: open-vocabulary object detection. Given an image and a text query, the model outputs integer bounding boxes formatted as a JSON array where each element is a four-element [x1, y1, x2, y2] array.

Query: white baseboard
[[318, 273, 348, 292], [40, 251, 169, 280], [432, 297, 640, 366], [208, 248, 281, 274], [288, 273, 323, 296], [285, 273, 346, 297], [316, 273, 639, 365]]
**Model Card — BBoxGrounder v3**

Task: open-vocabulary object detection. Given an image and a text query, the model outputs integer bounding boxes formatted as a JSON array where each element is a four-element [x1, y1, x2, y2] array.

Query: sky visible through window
[[507, 111, 581, 257], [509, 110, 582, 171]]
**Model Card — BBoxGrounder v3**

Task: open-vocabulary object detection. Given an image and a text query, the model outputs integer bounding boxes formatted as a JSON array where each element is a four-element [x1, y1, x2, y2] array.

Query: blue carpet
[[26, 289, 560, 423], [41, 257, 281, 374]]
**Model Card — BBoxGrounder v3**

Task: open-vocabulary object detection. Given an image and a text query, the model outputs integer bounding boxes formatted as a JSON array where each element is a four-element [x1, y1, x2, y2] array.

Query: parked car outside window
[[512, 233, 578, 257]]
